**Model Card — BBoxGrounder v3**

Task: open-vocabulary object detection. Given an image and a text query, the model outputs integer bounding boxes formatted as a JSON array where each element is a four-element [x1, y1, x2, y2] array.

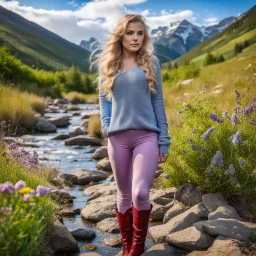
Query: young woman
[[91, 14, 171, 256]]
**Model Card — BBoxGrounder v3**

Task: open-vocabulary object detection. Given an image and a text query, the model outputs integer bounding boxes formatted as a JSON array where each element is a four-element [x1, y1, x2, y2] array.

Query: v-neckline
[[117, 65, 138, 74]]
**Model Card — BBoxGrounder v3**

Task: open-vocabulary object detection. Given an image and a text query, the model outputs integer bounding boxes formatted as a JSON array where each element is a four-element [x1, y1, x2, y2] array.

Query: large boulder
[[35, 118, 57, 133]]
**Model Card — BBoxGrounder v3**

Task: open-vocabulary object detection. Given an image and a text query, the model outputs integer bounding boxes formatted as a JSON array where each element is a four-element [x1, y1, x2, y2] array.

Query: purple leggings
[[107, 129, 159, 214]]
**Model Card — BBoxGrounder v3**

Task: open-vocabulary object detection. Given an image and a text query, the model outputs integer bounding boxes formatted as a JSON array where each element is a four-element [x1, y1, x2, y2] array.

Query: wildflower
[[228, 131, 241, 145], [0, 182, 15, 194], [191, 144, 197, 150], [230, 176, 237, 185], [239, 159, 246, 167], [233, 106, 242, 114], [235, 89, 241, 105], [183, 150, 188, 154], [200, 147, 207, 152], [202, 126, 215, 140], [178, 110, 184, 114], [210, 113, 223, 123], [14, 180, 26, 190], [187, 138, 193, 143], [244, 102, 256, 116], [225, 164, 235, 175], [231, 113, 240, 126], [28, 151, 39, 170], [222, 110, 229, 119], [19, 187, 31, 194], [36, 185, 51, 197], [210, 151, 223, 168]]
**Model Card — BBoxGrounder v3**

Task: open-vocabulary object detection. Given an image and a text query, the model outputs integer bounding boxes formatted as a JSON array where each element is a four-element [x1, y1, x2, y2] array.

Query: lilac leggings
[[107, 129, 159, 214]]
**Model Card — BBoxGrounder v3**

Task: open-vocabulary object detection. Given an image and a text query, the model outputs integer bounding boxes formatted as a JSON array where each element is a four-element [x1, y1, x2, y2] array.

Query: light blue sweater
[[98, 55, 171, 154]]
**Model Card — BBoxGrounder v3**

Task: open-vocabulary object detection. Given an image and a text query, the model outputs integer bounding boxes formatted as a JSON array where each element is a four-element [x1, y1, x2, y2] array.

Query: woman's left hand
[[158, 153, 169, 164]]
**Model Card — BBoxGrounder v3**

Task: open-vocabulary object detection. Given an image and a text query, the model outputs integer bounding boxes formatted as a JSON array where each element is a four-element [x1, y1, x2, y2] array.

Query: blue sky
[[0, 0, 255, 44]]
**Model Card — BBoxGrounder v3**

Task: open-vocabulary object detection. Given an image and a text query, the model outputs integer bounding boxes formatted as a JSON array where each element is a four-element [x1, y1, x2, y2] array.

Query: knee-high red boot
[[116, 207, 133, 256], [128, 204, 153, 256]]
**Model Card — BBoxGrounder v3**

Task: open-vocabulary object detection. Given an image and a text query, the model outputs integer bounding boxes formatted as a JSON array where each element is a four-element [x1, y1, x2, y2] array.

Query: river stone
[[202, 193, 229, 212], [93, 146, 108, 160], [65, 135, 101, 146], [35, 118, 57, 133], [70, 228, 95, 239], [96, 157, 112, 172], [47, 221, 78, 252], [177, 79, 194, 86], [81, 111, 100, 119], [79, 253, 101, 256], [163, 202, 188, 224], [64, 105, 81, 112], [208, 205, 242, 220], [60, 169, 108, 185], [104, 237, 122, 247], [193, 218, 256, 241], [96, 218, 119, 233], [68, 126, 85, 137], [87, 182, 117, 201], [51, 134, 70, 140], [48, 116, 70, 127], [50, 189, 73, 203], [141, 243, 185, 256], [150, 188, 177, 205], [187, 235, 249, 256], [81, 194, 117, 222], [151, 203, 172, 221], [149, 202, 208, 243], [166, 226, 215, 251], [83, 244, 97, 251], [60, 209, 75, 216], [175, 183, 202, 206]]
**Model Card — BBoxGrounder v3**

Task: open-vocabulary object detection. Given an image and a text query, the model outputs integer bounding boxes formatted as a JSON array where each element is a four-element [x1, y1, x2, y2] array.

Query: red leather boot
[[128, 204, 153, 256], [116, 207, 133, 256]]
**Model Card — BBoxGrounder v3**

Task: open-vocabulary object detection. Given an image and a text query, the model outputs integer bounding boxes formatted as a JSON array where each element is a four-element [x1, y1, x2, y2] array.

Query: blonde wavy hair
[[90, 14, 158, 100]]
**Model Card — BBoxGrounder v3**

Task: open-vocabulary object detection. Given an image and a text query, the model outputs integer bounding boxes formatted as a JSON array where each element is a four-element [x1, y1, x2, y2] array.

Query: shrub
[[163, 85, 256, 205]]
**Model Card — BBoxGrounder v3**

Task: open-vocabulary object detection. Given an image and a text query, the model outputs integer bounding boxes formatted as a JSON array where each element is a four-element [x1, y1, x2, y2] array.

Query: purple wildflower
[[36, 185, 51, 197], [228, 131, 241, 145], [200, 147, 207, 152], [235, 89, 241, 105], [210, 151, 223, 168], [178, 110, 184, 114], [239, 159, 246, 167], [222, 110, 229, 119], [183, 150, 188, 154], [187, 138, 193, 143], [210, 113, 223, 123], [191, 144, 197, 150], [231, 113, 240, 126], [202, 126, 215, 140], [14, 180, 26, 190], [0, 182, 15, 194], [225, 164, 235, 175], [23, 194, 31, 202]]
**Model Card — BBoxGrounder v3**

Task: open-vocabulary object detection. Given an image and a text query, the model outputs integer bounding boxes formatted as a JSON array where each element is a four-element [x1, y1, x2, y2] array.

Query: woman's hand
[[158, 153, 169, 164]]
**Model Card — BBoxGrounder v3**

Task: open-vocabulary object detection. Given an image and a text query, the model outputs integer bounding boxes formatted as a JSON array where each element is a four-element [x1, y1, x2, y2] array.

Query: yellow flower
[[28, 197, 35, 202], [19, 187, 31, 194]]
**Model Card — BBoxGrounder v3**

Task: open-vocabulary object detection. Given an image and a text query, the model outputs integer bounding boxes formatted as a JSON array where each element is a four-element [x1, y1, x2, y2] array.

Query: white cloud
[[203, 16, 219, 26], [0, 0, 198, 44], [67, 1, 79, 8]]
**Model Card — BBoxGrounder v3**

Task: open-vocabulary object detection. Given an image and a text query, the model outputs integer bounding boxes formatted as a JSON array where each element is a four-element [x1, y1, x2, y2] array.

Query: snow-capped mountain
[[151, 17, 236, 57], [79, 37, 100, 52], [79, 17, 236, 62]]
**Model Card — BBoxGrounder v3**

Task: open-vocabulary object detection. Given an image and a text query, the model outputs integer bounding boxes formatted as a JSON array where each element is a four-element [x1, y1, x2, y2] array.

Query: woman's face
[[121, 21, 145, 53]]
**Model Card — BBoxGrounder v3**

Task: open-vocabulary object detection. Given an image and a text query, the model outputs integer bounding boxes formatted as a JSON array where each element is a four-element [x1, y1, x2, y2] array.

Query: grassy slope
[[162, 41, 256, 128], [0, 6, 91, 72]]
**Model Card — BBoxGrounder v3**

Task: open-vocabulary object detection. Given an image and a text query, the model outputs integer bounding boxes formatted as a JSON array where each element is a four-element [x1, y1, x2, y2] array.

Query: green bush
[[163, 86, 256, 202]]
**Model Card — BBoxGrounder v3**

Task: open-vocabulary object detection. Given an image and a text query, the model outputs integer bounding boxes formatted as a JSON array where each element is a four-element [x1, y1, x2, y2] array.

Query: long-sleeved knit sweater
[[99, 55, 171, 154]]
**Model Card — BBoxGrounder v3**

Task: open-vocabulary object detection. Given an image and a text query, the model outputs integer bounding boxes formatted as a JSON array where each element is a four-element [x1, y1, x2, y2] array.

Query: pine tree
[[203, 52, 216, 66]]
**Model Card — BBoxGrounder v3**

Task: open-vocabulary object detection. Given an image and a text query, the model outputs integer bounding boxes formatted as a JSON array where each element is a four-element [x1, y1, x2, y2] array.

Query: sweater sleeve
[[98, 73, 112, 137], [151, 55, 171, 154]]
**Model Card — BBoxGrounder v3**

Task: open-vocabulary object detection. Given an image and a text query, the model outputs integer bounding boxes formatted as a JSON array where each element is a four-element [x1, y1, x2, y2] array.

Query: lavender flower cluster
[[0, 180, 51, 202]]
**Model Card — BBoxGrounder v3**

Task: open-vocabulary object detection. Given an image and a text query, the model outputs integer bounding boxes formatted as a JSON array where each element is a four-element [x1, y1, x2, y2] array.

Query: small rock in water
[[59, 209, 75, 216], [104, 237, 122, 247], [70, 228, 96, 239], [84, 244, 97, 251]]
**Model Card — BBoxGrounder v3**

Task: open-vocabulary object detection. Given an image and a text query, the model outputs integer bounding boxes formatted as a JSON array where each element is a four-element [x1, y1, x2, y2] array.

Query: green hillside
[[0, 5, 91, 72], [164, 5, 256, 68]]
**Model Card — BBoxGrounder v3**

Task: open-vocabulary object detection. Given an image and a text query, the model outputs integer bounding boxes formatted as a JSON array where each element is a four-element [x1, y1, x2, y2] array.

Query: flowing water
[[21, 103, 156, 256]]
